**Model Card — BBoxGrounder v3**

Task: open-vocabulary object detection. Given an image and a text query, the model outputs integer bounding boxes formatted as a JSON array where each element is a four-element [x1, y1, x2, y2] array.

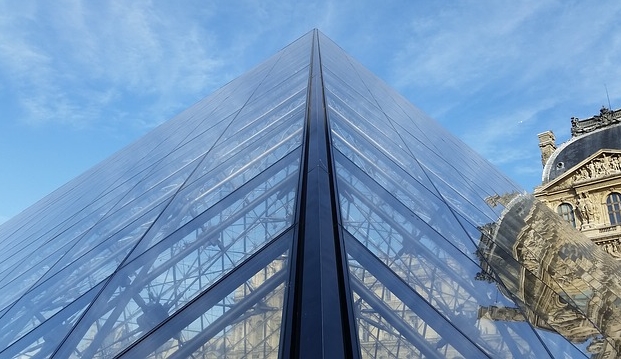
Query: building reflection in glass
[[477, 193, 621, 358]]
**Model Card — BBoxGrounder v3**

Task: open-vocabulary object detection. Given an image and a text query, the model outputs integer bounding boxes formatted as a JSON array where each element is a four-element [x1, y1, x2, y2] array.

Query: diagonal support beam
[[116, 230, 291, 357], [346, 232, 491, 358]]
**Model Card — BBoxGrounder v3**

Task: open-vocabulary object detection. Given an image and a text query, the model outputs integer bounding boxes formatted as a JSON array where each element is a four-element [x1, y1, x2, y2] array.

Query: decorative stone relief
[[572, 153, 621, 183], [478, 306, 529, 323], [600, 240, 621, 258], [571, 107, 621, 137], [576, 193, 600, 225]]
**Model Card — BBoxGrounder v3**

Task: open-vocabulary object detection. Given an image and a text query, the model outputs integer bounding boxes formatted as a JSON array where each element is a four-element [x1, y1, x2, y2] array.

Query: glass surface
[[320, 30, 618, 357], [0, 31, 311, 358], [0, 282, 105, 359], [119, 232, 292, 359], [333, 158, 564, 357], [50, 134, 300, 358], [0, 201, 167, 319], [124, 87, 306, 262], [479, 194, 621, 357], [348, 255, 490, 359]]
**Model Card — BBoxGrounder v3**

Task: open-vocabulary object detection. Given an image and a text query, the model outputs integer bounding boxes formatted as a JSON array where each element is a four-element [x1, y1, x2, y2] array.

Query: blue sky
[[1, 1, 621, 224]]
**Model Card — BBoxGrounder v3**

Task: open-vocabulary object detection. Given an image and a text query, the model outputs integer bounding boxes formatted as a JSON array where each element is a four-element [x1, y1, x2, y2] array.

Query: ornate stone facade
[[534, 108, 621, 260]]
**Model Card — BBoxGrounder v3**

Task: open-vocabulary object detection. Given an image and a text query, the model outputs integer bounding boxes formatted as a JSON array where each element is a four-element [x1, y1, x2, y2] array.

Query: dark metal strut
[[280, 29, 359, 359]]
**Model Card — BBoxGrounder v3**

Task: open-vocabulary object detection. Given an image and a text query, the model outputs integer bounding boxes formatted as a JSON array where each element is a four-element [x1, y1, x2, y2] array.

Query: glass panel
[[0, 282, 104, 358], [345, 233, 579, 359], [334, 151, 483, 262], [53, 150, 300, 357], [332, 128, 594, 356], [0, 200, 169, 349], [126, 140, 303, 263], [145, 250, 288, 359], [328, 100, 433, 193], [348, 257, 489, 359], [0, 30, 313, 357], [126, 86, 306, 261], [60, 230, 293, 358]]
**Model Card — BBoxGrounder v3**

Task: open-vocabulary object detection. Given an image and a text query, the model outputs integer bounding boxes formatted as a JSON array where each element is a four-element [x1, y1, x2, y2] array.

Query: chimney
[[538, 131, 556, 167]]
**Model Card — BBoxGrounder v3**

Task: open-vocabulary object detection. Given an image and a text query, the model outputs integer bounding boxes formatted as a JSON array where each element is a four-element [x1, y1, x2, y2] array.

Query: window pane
[[607, 193, 621, 225], [557, 203, 576, 227]]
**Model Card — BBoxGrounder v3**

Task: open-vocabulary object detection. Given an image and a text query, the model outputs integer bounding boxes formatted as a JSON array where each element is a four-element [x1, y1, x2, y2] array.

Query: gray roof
[[543, 124, 621, 182]]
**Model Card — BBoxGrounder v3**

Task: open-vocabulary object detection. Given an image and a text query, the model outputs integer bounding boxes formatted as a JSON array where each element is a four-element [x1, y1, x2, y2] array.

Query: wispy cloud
[[365, 0, 621, 189], [0, 1, 226, 129], [390, 1, 544, 89], [389, 0, 621, 114]]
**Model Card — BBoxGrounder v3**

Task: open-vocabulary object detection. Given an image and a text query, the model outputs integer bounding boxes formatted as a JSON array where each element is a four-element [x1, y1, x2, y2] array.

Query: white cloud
[[389, 1, 621, 112], [0, 1, 227, 129], [391, 1, 547, 89]]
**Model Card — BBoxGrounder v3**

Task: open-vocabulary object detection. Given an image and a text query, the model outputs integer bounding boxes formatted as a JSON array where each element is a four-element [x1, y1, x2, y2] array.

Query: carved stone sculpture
[[570, 107, 621, 137]]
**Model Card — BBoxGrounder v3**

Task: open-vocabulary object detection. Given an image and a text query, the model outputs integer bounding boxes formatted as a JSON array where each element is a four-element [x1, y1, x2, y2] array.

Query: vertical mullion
[[281, 29, 357, 358]]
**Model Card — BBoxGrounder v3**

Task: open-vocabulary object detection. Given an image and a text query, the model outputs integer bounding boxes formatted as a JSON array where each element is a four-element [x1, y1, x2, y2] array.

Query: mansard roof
[[538, 149, 621, 194], [543, 121, 621, 183]]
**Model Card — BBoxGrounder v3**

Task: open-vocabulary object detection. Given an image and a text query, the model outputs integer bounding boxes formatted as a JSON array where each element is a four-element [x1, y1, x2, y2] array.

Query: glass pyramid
[[1, 29, 620, 358]]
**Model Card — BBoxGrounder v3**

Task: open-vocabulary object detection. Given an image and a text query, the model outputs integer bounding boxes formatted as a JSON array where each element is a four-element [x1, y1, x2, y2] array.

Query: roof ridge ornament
[[571, 106, 621, 137]]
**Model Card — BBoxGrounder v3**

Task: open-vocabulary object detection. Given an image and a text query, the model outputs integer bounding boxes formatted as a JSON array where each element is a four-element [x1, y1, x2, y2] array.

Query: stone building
[[534, 107, 621, 258]]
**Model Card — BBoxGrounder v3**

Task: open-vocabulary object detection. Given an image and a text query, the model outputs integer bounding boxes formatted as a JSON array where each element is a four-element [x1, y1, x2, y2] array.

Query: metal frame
[[280, 29, 359, 359]]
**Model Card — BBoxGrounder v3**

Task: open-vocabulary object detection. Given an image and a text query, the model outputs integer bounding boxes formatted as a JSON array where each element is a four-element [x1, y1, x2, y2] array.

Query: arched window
[[557, 203, 576, 228], [607, 192, 621, 225]]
